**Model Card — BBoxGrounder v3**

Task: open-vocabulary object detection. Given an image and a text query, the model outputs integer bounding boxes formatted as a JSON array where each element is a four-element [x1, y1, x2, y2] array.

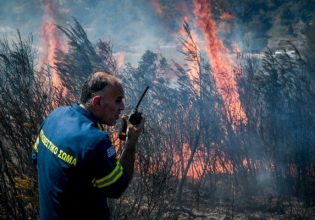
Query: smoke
[[225, 0, 314, 51], [0, 0, 42, 40], [0, 0, 177, 65], [151, 0, 164, 16], [1, 0, 313, 65], [0, 0, 314, 210], [0, 0, 313, 125], [62, 0, 179, 64]]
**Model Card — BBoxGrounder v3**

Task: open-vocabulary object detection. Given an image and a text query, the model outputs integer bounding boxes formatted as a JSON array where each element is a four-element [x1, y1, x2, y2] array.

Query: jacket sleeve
[[89, 135, 129, 198]]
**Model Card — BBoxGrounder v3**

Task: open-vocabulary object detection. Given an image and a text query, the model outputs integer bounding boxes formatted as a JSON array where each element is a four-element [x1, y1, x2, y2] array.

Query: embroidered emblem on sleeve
[[106, 145, 116, 158]]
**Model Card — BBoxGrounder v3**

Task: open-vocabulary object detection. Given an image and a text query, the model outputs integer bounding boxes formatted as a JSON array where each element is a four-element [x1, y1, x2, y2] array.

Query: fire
[[115, 52, 125, 70], [220, 12, 234, 21], [112, 131, 235, 179], [39, 0, 67, 90], [175, 144, 234, 180], [111, 131, 123, 156], [193, 0, 247, 125], [232, 41, 241, 58], [150, 0, 164, 16]]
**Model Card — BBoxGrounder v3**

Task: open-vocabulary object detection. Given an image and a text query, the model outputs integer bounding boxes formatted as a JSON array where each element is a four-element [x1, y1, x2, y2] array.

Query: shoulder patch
[[106, 145, 116, 158]]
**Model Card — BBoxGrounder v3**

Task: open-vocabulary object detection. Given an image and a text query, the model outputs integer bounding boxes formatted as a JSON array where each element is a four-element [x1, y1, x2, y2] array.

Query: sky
[[0, 0, 314, 65]]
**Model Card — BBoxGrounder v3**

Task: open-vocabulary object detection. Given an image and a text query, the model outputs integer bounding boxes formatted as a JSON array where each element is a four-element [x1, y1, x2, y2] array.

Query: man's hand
[[127, 116, 145, 144], [120, 116, 145, 183]]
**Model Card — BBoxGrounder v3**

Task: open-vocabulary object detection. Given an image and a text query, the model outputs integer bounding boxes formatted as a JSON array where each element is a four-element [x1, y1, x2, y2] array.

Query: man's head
[[80, 71, 125, 126]]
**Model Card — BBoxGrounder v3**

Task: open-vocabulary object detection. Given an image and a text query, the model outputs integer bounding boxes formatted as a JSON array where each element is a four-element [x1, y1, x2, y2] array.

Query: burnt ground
[[177, 196, 315, 220]]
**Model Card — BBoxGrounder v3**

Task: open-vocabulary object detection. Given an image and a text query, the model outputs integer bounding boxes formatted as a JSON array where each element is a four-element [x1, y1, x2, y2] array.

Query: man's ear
[[91, 95, 102, 108]]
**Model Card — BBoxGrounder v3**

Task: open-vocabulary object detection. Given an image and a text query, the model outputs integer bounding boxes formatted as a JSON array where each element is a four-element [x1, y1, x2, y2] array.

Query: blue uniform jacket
[[33, 104, 128, 220]]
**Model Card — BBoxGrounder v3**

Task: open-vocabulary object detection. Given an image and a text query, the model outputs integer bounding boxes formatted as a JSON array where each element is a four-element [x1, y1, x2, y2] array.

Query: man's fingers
[[127, 116, 145, 139], [137, 117, 145, 129]]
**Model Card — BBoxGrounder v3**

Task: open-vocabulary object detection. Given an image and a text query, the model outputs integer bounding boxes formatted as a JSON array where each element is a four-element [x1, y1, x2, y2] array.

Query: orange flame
[[193, 0, 247, 126], [111, 131, 123, 156], [232, 42, 241, 54], [150, 0, 164, 16], [39, 0, 67, 89], [220, 11, 234, 21], [175, 144, 234, 180], [232, 41, 242, 59], [115, 52, 125, 70]]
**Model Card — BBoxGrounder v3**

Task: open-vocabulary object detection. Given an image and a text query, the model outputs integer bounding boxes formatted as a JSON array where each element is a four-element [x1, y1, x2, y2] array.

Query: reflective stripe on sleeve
[[96, 123, 104, 131], [92, 161, 124, 188], [33, 136, 39, 153]]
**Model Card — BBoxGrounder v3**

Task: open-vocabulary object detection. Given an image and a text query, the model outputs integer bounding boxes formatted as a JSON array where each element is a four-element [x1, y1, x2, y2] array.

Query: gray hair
[[80, 71, 120, 105]]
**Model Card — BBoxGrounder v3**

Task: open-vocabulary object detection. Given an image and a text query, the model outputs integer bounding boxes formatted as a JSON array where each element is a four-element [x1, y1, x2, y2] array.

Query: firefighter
[[33, 71, 144, 219]]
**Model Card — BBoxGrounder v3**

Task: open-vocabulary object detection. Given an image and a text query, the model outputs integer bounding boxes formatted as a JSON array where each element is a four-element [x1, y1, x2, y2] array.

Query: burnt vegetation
[[0, 18, 314, 219]]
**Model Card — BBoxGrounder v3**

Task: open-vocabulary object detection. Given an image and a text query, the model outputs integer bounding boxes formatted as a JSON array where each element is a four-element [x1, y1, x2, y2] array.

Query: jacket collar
[[72, 103, 100, 124], [72, 104, 104, 130]]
